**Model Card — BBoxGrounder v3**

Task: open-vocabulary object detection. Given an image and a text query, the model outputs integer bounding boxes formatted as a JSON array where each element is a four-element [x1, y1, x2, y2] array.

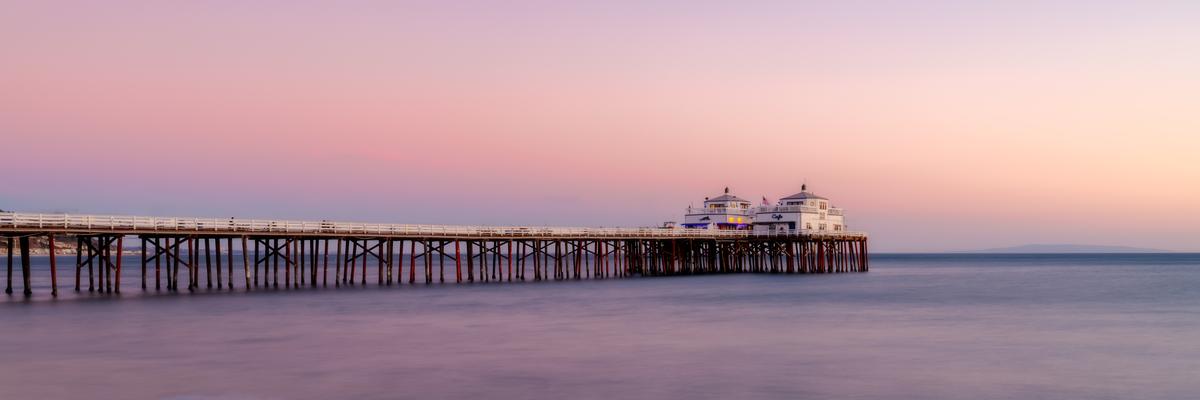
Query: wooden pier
[[1, 212, 868, 297]]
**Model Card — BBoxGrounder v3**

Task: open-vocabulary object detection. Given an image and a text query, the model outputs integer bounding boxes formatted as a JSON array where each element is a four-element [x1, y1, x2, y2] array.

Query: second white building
[[752, 185, 847, 234]]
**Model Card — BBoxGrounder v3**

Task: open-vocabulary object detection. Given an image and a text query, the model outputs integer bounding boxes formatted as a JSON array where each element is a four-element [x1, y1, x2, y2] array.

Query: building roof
[[705, 187, 750, 203], [780, 184, 827, 201], [708, 194, 749, 203]]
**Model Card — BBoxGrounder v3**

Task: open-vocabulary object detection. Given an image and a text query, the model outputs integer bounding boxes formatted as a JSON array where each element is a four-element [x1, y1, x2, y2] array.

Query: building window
[[819, 223, 827, 231], [805, 223, 812, 230]]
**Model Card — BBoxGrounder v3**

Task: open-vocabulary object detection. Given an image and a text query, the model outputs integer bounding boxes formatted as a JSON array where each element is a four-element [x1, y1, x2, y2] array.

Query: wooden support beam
[[187, 237, 195, 291], [19, 236, 31, 297], [426, 240, 435, 283], [141, 237, 147, 290], [114, 236, 123, 293], [385, 240, 393, 286], [205, 238, 213, 289], [467, 240, 475, 282], [361, 240, 368, 286], [334, 238, 342, 287], [49, 235, 58, 296], [242, 236, 250, 289], [88, 238, 95, 292], [322, 239, 329, 287], [225, 237, 234, 289], [272, 239, 280, 289], [172, 238, 180, 291], [6, 237, 13, 294], [409, 240, 417, 284], [284, 238, 291, 289], [105, 237, 113, 292], [215, 238, 223, 289], [75, 236, 82, 292]]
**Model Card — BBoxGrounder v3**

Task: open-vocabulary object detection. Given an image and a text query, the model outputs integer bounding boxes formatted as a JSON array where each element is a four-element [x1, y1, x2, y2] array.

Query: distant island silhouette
[[964, 244, 1171, 253]]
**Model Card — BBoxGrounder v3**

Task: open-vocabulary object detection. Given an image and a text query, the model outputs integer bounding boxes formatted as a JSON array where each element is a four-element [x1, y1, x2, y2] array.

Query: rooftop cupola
[[780, 184, 827, 201], [706, 187, 750, 204]]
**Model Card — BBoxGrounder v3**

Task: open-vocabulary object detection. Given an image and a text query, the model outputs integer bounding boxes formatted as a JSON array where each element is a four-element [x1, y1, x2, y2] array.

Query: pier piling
[[0, 213, 869, 298], [6, 237, 12, 294], [19, 236, 31, 297]]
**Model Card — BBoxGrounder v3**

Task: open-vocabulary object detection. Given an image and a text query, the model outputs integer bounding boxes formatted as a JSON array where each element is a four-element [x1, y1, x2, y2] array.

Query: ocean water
[[1, 253, 1198, 399]]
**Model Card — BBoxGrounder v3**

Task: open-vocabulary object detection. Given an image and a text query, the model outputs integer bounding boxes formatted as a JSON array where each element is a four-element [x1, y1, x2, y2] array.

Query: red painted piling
[[862, 239, 869, 272], [409, 240, 417, 284]]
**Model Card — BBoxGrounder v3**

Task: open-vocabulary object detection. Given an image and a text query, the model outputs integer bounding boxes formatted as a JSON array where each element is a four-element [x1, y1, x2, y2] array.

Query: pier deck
[[1, 212, 868, 297]]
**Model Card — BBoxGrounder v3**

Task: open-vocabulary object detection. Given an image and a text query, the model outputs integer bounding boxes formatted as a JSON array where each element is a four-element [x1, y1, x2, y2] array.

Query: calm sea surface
[[2, 253, 1199, 399]]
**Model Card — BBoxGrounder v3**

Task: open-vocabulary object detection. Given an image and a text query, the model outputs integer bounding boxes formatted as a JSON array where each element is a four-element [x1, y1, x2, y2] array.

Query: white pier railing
[[0, 212, 866, 239]]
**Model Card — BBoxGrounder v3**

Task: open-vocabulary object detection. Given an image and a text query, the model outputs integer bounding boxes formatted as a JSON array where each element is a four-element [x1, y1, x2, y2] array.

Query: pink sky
[[2, 1, 1198, 251]]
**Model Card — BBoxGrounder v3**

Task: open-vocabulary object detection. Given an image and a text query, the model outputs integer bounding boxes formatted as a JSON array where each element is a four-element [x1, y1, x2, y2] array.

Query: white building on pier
[[680, 184, 849, 233], [681, 187, 754, 230], [753, 184, 847, 234]]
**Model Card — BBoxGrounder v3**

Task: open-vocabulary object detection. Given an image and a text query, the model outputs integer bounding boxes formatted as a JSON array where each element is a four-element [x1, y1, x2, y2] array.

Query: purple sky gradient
[[2, 1, 1198, 251]]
